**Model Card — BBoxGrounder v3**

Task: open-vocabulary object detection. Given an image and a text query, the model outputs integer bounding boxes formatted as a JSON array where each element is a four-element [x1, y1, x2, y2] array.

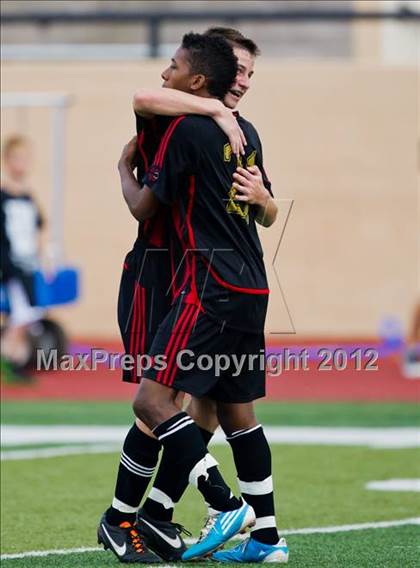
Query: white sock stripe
[[188, 456, 207, 487], [226, 424, 262, 440], [112, 497, 138, 513], [238, 476, 273, 495], [121, 451, 155, 473], [148, 487, 174, 509], [251, 515, 277, 531], [158, 419, 194, 440], [189, 453, 218, 487], [121, 456, 155, 477], [229, 427, 247, 437], [166, 415, 193, 433], [204, 452, 219, 469], [151, 415, 191, 435]]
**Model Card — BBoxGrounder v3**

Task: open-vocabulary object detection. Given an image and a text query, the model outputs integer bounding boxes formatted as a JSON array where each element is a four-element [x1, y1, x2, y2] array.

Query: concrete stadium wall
[[2, 1, 352, 59], [1, 60, 418, 339]]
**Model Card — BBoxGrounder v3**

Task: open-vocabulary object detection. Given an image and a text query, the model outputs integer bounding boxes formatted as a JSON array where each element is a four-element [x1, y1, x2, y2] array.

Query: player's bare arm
[[133, 88, 246, 156], [118, 137, 159, 221], [233, 165, 277, 227]]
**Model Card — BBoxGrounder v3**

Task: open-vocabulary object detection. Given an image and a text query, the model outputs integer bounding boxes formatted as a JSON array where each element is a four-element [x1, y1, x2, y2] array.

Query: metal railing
[[2, 7, 420, 57]]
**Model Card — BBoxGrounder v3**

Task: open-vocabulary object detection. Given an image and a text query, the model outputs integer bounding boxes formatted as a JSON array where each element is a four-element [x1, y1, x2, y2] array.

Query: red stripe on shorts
[[166, 306, 199, 387], [156, 304, 193, 385], [140, 286, 146, 356], [129, 281, 139, 380], [133, 283, 144, 373]]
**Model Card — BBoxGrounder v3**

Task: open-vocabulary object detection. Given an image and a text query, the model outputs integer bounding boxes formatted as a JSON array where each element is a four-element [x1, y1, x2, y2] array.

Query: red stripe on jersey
[[137, 130, 149, 170], [184, 176, 269, 297], [154, 116, 185, 168], [184, 176, 202, 308], [169, 240, 176, 300], [162, 304, 197, 386], [204, 259, 269, 295], [172, 176, 268, 301], [142, 219, 150, 239], [147, 215, 166, 248], [171, 205, 191, 300]]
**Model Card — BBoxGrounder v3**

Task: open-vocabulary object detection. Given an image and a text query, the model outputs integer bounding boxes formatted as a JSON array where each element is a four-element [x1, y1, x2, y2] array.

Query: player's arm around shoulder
[[133, 89, 246, 157], [133, 88, 221, 118], [118, 137, 159, 221]]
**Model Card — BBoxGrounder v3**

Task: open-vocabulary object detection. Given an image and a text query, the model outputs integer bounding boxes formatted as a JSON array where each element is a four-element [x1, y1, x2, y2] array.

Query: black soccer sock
[[143, 412, 240, 522], [143, 423, 218, 521], [196, 426, 227, 511], [187, 426, 228, 511], [227, 425, 279, 544], [106, 423, 161, 526]]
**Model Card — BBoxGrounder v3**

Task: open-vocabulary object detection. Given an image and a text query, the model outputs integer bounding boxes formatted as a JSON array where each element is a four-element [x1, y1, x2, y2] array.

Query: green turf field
[[2, 400, 419, 426], [1, 401, 419, 567], [2, 527, 419, 568]]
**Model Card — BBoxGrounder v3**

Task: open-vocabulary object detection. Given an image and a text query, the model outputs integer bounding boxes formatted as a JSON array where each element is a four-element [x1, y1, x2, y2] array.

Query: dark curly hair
[[181, 32, 238, 100], [204, 27, 260, 57]]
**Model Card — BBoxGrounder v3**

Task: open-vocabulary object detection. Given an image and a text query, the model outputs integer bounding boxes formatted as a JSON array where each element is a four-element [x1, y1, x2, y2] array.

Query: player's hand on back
[[232, 165, 270, 207], [118, 136, 138, 172], [213, 107, 247, 157]]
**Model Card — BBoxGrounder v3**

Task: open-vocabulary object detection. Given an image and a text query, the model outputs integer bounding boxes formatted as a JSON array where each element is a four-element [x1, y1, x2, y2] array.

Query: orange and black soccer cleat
[[97, 513, 162, 563]]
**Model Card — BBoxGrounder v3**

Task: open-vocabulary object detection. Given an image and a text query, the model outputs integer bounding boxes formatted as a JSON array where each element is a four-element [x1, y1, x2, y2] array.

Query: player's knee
[[132, 395, 159, 429], [217, 402, 257, 435], [188, 396, 219, 432], [132, 395, 146, 422], [132, 382, 152, 421]]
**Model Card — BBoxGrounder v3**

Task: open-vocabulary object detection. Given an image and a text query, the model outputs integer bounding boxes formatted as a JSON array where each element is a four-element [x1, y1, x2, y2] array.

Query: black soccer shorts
[[142, 300, 266, 403], [118, 250, 172, 383]]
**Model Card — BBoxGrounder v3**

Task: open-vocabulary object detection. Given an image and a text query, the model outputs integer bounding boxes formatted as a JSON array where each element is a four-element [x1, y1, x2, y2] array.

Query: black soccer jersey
[[0, 189, 43, 281], [129, 114, 174, 289], [143, 114, 272, 332]]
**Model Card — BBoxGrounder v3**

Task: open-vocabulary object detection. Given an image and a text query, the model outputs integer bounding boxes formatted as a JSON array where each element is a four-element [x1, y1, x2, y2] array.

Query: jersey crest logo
[[225, 149, 257, 224], [147, 164, 160, 184], [226, 188, 249, 223], [224, 143, 232, 162]]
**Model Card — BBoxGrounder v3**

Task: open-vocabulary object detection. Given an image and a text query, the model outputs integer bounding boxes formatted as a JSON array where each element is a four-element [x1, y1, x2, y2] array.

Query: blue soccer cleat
[[181, 502, 255, 561], [212, 535, 289, 563]]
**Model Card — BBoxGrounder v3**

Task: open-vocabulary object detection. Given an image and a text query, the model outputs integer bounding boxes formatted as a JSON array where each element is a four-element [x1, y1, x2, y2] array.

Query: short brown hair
[[2, 135, 29, 159], [204, 27, 260, 57]]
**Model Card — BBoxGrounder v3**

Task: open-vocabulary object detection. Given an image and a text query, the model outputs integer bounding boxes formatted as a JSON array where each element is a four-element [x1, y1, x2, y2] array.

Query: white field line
[[1, 444, 121, 461], [2, 517, 420, 560], [1, 547, 100, 560], [2, 425, 419, 453], [366, 479, 420, 492], [278, 516, 420, 535]]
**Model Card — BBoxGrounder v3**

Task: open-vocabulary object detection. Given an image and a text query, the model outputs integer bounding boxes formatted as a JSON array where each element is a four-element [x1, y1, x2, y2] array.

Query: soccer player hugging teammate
[[98, 31, 288, 564]]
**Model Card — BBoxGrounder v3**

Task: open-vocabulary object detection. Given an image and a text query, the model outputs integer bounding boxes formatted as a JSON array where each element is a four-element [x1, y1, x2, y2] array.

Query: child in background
[[403, 302, 420, 379], [1, 135, 45, 370]]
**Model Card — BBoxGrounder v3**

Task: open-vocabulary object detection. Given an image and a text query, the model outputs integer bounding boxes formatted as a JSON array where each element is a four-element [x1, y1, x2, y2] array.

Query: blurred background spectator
[[1, 135, 45, 372]]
